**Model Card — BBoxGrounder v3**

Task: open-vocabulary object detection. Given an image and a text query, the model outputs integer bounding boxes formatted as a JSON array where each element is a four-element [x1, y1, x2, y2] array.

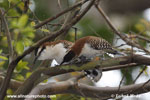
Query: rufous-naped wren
[[34, 40, 73, 64], [61, 36, 118, 82]]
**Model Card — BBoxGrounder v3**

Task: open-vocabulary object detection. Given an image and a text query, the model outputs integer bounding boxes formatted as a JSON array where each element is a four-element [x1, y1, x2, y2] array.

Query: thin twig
[[133, 66, 147, 83], [34, 0, 87, 29], [102, 63, 138, 71], [48, 23, 78, 30], [94, 4, 150, 54], [117, 73, 125, 92], [127, 79, 150, 95], [131, 34, 150, 43], [115, 44, 127, 48], [57, 0, 63, 11], [142, 79, 150, 87], [29, 8, 40, 22], [0, 9, 13, 63], [88, 25, 101, 37]]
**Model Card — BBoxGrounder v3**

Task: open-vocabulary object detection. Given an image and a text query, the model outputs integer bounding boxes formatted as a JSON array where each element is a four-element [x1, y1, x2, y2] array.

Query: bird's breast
[[79, 43, 103, 58], [38, 43, 68, 64]]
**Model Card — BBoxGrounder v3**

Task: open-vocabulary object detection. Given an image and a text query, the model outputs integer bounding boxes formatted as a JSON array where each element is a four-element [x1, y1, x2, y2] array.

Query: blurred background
[[0, 0, 150, 100]]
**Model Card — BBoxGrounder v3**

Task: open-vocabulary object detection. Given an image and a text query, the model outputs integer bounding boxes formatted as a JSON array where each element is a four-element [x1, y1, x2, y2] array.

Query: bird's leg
[[79, 56, 91, 63], [68, 56, 83, 65], [101, 53, 105, 60], [79, 56, 86, 62], [71, 56, 87, 64], [83, 69, 102, 82], [84, 70, 91, 75], [70, 57, 80, 64]]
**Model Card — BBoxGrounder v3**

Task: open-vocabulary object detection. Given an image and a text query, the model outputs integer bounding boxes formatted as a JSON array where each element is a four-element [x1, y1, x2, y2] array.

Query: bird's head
[[33, 46, 46, 64]]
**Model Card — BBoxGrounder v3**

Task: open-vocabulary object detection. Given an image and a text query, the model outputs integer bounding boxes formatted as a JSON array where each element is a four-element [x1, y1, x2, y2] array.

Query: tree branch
[[1, 74, 150, 99], [13, 54, 150, 98], [38, 78, 150, 99], [1, 74, 149, 99], [26, 74, 86, 100], [102, 63, 137, 71], [0, 8, 14, 63], [0, 76, 22, 91], [94, 4, 150, 53], [0, 54, 149, 99], [130, 34, 150, 43]]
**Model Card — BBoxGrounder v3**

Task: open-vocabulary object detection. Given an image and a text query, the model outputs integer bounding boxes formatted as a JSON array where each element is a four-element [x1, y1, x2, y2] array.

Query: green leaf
[[0, 0, 9, 9], [25, 32, 35, 38], [50, 95, 56, 100], [7, 89, 13, 95], [23, 38, 33, 46], [18, 14, 28, 28], [18, 2, 24, 11], [81, 98, 85, 100], [26, 72, 32, 78], [23, 66, 30, 70], [144, 70, 148, 75], [0, 49, 3, 54], [30, 21, 35, 26], [15, 74, 24, 81], [16, 60, 29, 72], [0, 61, 5, 67], [7, 9, 19, 16], [16, 41, 24, 54], [40, 28, 50, 33], [0, 55, 8, 60], [43, 79, 48, 83], [135, 23, 145, 33], [11, 20, 18, 28], [8, 0, 20, 3], [22, 26, 33, 33], [22, 27, 35, 38]]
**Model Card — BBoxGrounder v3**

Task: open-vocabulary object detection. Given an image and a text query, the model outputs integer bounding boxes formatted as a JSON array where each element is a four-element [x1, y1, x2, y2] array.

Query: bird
[[60, 36, 118, 82], [33, 39, 103, 82], [61, 36, 118, 64], [34, 40, 73, 64]]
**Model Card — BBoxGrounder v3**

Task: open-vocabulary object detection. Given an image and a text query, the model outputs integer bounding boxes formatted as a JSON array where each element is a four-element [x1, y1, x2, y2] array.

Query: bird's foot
[[79, 56, 91, 63], [84, 69, 102, 82]]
